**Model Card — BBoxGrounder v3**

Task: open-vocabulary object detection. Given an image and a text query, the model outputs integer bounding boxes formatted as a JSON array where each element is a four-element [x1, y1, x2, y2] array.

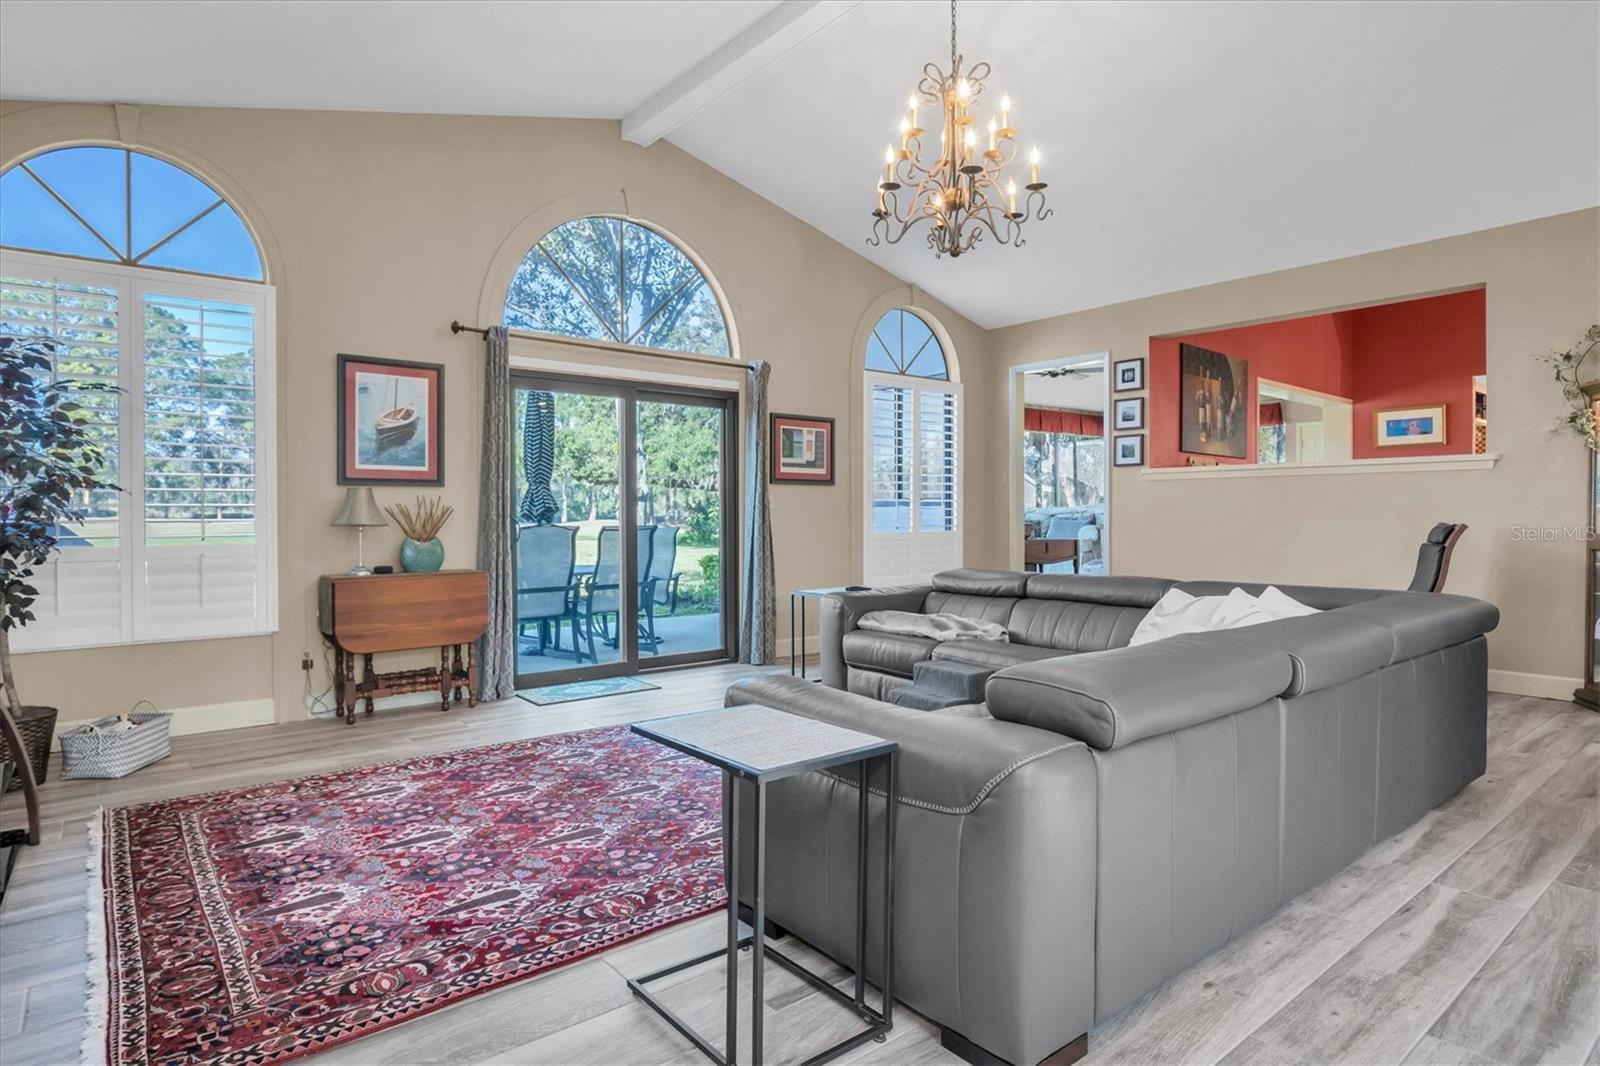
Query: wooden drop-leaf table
[[317, 570, 490, 727]]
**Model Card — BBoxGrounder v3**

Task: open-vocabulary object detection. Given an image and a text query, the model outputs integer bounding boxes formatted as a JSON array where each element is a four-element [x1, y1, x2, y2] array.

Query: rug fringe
[[81, 808, 109, 1066]]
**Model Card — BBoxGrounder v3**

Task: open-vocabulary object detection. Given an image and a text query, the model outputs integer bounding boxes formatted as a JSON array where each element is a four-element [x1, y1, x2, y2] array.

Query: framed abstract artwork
[[1113, 358, 1144, 393], [1374, 404, 1447, 447], [1179, 343, 1249, 459], [1114, 397, 1145, 431], [770, 413, 835, 484], [1113, 433, 1145, 466], [338, 354, 445, 485]]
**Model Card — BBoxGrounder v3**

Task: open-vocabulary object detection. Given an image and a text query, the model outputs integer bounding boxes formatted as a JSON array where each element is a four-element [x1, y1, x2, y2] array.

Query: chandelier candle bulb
[[1008, 179, 1018, 216], [1001, 94, 1012, 131], [1029, 147, 1041, 186]]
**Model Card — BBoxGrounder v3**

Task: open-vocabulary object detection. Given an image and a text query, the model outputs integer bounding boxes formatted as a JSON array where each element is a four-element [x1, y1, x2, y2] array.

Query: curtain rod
[[450, 320, 489, 336]]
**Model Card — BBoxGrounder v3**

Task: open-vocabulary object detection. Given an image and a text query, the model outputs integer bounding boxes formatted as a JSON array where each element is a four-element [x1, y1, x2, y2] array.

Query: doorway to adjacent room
[[1010, 353, 1111, 575]]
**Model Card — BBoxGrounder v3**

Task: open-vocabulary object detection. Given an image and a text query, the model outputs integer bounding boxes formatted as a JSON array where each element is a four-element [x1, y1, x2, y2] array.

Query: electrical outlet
[[301, 653, 314, 671]]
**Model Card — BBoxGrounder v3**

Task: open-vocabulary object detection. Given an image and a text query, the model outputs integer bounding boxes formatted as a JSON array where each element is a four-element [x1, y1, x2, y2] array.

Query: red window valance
[[1025, 406, 1103, 436], [1259, 401, 1284, 426]]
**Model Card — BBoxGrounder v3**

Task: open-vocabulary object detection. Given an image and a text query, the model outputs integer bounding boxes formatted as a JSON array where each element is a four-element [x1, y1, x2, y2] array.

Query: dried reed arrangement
[[384, 495, 453, 542]]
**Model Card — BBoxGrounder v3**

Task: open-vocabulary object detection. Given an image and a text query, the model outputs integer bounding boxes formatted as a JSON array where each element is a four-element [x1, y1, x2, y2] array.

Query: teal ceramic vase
[[400, 537, 444, 573]]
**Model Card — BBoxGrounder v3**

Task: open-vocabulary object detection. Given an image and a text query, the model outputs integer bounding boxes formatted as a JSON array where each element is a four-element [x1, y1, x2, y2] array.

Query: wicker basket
[[3, 705, 57, 793], [59, 711, 173, 780]]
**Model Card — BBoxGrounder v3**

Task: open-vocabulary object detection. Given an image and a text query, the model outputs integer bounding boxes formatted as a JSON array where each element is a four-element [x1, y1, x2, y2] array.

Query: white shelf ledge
[[1140, 453, 1500, 480]]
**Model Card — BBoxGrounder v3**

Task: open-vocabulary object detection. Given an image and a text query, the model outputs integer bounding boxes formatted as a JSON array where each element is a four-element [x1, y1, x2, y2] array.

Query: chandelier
[[870, 0, 1050, 259]]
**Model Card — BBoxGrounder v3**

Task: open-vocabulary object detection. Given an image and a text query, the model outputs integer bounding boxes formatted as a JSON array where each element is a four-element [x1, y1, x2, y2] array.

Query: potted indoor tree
[[0, 335, 118, 848]]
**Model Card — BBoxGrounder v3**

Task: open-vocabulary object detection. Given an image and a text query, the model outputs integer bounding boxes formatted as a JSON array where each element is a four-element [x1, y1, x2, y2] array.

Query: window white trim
[[2, 248, 277, 653], [861, 370, 964, 586]]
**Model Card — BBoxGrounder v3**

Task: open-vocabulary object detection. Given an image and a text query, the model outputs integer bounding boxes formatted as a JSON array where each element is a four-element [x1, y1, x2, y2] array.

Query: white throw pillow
[[1256, 585, 1319, 621], [1128, 586, 1319, 647]]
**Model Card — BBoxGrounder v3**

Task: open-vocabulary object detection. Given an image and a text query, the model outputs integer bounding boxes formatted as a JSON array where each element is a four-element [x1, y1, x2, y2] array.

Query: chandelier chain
[[950, 0, 957, 77]]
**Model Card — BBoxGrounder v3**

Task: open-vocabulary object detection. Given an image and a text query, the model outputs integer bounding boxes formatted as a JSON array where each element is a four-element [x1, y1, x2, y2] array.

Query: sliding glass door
[[510, 373, 735, 688]]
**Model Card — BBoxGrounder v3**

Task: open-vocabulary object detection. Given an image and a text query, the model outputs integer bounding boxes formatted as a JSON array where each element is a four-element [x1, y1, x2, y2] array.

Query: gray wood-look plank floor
[[1, 671, 1596, 1066]]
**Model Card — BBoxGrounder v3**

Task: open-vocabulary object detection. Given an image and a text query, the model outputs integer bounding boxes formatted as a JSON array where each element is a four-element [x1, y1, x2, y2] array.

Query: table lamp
[[332, 486, 386, 576]]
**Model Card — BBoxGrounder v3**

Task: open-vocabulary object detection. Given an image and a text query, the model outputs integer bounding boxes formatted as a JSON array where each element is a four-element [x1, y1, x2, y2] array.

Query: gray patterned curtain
[[476, 326, 516, 700], [739, 360, 775, 664]]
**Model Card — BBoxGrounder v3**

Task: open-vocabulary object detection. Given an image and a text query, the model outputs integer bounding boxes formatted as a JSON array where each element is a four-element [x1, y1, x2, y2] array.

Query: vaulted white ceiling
[[3, 0, 1596, 328]]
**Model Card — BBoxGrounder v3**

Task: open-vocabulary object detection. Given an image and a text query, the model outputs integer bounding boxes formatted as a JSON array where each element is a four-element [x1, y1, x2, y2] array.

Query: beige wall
[[989, 209, 1600, 691], [0, 100, 1001, 724], [4, 99, 1587, 720]]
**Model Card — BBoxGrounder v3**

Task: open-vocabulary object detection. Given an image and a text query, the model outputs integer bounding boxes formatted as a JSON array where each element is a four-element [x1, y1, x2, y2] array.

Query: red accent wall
[[1146, 289, 1484, 466], [1350, 289, 1485, 459], [1148, 312, 1354, 466]]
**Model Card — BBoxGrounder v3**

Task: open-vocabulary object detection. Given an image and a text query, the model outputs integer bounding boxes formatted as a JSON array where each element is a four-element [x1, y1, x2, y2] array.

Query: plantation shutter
[[138, 289, 272, 641], [0, 267, 127, 649], [1, 250, 275, 651], [863, 373, 962, 585]]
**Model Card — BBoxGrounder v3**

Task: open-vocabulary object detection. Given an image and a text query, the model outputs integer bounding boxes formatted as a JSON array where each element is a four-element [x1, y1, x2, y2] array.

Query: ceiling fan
[[1037, 364, 1105, 379]]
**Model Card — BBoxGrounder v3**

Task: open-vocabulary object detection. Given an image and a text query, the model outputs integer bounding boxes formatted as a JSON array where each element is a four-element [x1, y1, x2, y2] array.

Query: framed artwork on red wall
[[337, 354, 445, 485], [770, 413, 834, 484], [1374, 404, 1447, 447]]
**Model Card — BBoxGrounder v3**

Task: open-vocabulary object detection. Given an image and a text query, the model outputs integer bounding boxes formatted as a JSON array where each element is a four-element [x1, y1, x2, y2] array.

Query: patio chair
[[515, 523, 577, 656], [573, 526, 655, 662], [648, 524, 683, 616]]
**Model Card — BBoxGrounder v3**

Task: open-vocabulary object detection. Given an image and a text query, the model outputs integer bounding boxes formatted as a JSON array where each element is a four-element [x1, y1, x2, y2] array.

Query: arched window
[[1, 146, 263, 280], [862, 308, 962, 584], [504, 217, 729, 357], [0, 146, 275, 651], [865, 308, 948, 379]]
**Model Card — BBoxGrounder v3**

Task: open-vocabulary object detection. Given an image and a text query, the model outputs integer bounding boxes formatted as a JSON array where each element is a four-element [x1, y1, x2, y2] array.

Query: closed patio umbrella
[[519, 390, 559, 524]]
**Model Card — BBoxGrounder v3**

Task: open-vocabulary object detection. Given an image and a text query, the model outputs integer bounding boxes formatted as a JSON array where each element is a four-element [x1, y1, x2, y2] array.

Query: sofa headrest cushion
[[1174, 582, 1388, 611], [1022, 574, 1174, 608], [1334, 591, 1499, 663], [1223, 611, 1395, 696], [985, 629, 1293, 749], [931, 568, 1032, 598]]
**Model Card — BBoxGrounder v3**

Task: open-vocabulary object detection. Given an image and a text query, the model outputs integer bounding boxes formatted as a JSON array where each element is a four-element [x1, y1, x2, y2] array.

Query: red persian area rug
[[86, 725, 725, 1066]]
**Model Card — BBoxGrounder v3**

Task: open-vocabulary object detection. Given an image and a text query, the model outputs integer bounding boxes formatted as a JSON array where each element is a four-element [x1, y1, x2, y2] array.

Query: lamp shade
[[332, 486, 387, 528]]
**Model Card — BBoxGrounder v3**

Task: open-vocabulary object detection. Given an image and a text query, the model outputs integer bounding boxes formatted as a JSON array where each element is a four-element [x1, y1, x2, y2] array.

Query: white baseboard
[[1489, 669, 1583, 701], [53, 697, 276, 748]]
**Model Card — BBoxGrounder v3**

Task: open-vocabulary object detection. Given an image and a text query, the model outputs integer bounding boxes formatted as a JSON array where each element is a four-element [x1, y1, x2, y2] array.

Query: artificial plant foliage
[[1540, 324, 1600, 450], [0, 334, 119, 713]]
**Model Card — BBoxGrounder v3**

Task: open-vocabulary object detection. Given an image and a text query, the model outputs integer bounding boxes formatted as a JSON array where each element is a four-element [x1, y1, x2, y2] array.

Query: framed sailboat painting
[[337, 354, 445, 485]]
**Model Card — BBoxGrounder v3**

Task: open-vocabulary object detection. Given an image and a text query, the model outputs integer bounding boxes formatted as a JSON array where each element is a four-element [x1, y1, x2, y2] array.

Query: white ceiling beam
[[622, 0, 860, 147]]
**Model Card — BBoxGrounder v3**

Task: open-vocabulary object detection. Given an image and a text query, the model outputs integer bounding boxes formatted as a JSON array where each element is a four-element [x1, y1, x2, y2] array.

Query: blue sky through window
[[0, 147, 262, 281], [868, 309, 948, 379]]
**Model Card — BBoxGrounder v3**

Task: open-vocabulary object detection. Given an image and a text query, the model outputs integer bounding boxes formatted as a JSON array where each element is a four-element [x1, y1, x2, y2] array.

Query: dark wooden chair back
[[1407, 522, 1468, 593]]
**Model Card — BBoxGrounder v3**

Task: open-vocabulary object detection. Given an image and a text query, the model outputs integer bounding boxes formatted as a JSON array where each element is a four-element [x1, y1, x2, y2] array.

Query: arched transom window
[[505, 217, 729, 357], [1, 146, 263, 280], [866, 308, 949, 379], [0, 145, 275, 652]]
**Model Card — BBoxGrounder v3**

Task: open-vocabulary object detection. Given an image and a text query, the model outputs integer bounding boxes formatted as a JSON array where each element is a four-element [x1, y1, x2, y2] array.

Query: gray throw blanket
[[856, 610, 1009, 643]]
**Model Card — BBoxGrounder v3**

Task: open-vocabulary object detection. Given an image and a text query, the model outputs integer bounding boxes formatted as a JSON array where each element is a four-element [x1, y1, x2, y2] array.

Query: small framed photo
[[770, 413, 835, 484], [338, 354, 444, 485], [1114, 433, 1145, 467], [1374, 404, 1447, 447], [1113, 358, 1144, 393], [1114, 397, 1145, 431]]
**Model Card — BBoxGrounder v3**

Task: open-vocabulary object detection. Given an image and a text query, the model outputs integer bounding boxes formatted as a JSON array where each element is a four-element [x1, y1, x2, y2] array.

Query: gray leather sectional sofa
[[725, 569, 1498, 1066]]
